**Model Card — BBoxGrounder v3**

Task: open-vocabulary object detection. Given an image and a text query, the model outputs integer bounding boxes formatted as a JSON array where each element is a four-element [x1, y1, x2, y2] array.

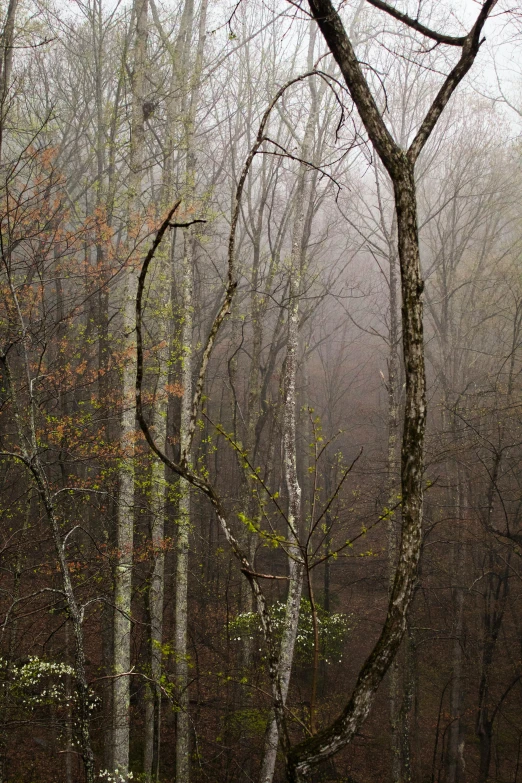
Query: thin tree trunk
[[399, 626, 414, 783], [143, 265, 171, 782], [173, 6, 207, 780], [142, 1, 198, 776], [175, 226, 194, 783], [0, 0, 18, 159], [385, 228, 401, 783], [259, 32, 318, 775], [113, 0, 148, 773], [476, 464, 510, 783], [446, 587, 464, 783], [446, 467, 465, 783], [65, 621, 74, 783]]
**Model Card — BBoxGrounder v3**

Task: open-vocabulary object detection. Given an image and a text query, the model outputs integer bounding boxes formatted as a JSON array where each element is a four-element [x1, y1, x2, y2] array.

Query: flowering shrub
[[0, 655, 76, 709], [99, 770, 134, 782], [0, 654, 100, 717], [229, 599, 352, 664]]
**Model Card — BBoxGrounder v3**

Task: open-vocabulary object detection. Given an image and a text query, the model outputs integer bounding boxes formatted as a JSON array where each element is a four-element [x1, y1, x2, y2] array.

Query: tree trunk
[[142, 254, 171, 781], [113, 0, 148, 773], [286, 0, 496, 772], [0, 0, 18, 159], [399, 626, 414, 783], [476, 469, 510, 783], [142, 1, 199, 776], [386, 232, 401, 783], [175, 226, 194, 783], [174, 4, 207, 781], [446, 585, 464, 783], [446, 454, 465, 783], [259, 72, 321, 783]]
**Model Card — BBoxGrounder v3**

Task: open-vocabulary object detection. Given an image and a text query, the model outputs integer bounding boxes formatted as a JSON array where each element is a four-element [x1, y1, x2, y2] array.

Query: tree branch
[[308, 0, 401, 177], [365, 0, 466, 46], [408, 0, 498, 163]]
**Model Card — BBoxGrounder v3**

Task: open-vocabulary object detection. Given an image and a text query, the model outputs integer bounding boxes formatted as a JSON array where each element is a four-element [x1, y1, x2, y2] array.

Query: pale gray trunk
[[175, 226, 194, 783], [91, 3, 120, 764], [113, 282, 137, 772], [174, 4, 208, 781], [143, 2, 197, 776], [65, 621, 74, 783], [259, 33, 318, 775], [143, 249, 171, 781], [113, 0, 148, 773], [259, 269, 304, 783], [0, 0, 18, 159]]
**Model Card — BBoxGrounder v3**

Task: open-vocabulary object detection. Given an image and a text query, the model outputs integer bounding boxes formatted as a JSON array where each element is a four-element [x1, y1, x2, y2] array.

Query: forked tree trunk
[[288, 113, 426, 783], [286, 0, 496, 776]]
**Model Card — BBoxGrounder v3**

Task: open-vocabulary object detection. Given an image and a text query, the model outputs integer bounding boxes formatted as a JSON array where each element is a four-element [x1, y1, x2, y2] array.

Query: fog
[[0, 1, 521, 782]]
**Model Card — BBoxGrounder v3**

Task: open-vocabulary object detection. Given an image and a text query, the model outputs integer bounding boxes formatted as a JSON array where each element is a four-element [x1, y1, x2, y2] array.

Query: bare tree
[[284, 1, 498, 779]]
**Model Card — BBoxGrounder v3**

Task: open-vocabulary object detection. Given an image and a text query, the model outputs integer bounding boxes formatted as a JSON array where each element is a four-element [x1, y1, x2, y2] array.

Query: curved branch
[[136, 71, 338, 758], [181, 69, 327, 465], [365, 0, 466, 46]]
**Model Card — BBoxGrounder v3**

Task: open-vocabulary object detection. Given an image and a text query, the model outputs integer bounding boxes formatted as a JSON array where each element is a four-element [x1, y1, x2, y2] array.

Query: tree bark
[[174, 5, 207, 781], [0, 0, 18, 159], [175, 226, 194, 783], [113, 0, 149, 774], [259, 30, 318, 780], [286, 1, 496, 777], [142, 256, 171, 782], [383, 208, 401, 783]]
